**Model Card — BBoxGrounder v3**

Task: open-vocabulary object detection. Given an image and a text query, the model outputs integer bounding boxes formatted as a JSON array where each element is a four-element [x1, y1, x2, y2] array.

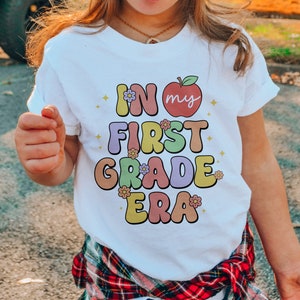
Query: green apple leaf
[[182, 75, 198, 86]]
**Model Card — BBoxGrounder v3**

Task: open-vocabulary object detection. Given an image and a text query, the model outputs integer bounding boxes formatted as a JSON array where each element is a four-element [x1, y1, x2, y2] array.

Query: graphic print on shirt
[[162, 76, 202, 117], [94, 75, 224, 225]]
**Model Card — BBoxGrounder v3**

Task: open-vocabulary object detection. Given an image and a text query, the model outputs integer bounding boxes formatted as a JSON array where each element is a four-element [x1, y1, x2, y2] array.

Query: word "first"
[[108, 120, 209, 155]]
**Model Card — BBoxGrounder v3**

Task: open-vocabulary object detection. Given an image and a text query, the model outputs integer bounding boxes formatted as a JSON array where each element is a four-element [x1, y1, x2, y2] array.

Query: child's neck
[[110, 2, 185, 44]]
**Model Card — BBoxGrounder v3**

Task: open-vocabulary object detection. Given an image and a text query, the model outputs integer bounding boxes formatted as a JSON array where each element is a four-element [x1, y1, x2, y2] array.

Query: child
[[15, 0, 300, 299]]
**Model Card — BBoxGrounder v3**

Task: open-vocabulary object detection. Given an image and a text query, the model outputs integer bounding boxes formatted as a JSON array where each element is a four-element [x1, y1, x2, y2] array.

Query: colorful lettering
[[125, 193, 148, 224], [94, 158, 118, 190]]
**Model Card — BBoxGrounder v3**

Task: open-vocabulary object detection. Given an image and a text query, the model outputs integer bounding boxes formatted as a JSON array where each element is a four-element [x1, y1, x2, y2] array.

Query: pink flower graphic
[[189, 195, 202, 209], [214, 170, 224, 180], [118, 186, 131, 199], [128, 148, 139, 159], [160, 119, 171, 131]]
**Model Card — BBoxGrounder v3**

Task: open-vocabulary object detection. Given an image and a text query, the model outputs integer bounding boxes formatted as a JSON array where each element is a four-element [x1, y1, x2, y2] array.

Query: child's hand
[[15, 105, 66, 175], [275, 258, 300, 300]]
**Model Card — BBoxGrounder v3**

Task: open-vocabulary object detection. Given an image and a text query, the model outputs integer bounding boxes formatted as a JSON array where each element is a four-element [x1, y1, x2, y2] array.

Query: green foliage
[[245, 19, 300, 63]]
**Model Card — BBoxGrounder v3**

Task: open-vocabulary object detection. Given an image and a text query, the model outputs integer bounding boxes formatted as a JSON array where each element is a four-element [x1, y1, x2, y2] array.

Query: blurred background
[[0, 0, 299, 299], [1, 0, 299, 72]]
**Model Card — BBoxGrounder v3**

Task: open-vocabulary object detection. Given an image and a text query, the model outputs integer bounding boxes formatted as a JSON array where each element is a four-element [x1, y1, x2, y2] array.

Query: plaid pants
[[72, 223, 269, 300]]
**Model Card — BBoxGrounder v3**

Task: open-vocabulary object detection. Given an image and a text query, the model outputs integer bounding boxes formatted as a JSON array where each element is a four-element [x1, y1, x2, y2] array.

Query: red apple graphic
[[162, 75, 202, 117]]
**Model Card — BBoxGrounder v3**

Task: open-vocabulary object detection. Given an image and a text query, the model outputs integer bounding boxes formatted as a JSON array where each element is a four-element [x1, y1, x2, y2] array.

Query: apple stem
[[177, 77, 183, 86]]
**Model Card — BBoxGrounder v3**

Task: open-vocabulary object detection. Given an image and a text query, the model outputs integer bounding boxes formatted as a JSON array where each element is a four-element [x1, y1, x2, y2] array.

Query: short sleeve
[[27, 56, 81, 136], [237, 35, 280, 116]]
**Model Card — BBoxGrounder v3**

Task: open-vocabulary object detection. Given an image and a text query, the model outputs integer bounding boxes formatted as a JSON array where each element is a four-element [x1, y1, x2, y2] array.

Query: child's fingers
[[41, 105, 66, 147], [17, 112, 56, 130], [15, 106, 66, 175], [22, 129, 57, 145], [25, 155, 61, 174], [22, 141, 60, 161], [41, 105, 64, 128]]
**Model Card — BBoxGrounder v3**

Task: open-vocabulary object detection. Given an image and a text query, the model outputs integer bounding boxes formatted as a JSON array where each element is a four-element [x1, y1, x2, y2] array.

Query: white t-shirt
[[28, 23, 279, 282]]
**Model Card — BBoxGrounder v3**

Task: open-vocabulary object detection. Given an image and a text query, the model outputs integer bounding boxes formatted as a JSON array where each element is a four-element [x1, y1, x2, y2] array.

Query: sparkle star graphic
[[211, 99, 217, 106], [102, 95, 109, 101], [96, 134, 101, 139]]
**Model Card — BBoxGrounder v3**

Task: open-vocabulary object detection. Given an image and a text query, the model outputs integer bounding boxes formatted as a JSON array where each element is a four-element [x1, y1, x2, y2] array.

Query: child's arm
[[238, 109, 300, 300], [15, 105, 79, 186]]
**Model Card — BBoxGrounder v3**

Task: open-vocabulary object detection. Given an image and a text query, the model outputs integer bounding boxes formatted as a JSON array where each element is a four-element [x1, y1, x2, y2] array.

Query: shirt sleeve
[[237, 34, 280, 117], [27, 56, 81, 136]]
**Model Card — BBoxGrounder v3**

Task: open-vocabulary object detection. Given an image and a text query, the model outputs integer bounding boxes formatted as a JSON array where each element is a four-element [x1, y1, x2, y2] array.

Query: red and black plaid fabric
[[72, 223, 268, 299]]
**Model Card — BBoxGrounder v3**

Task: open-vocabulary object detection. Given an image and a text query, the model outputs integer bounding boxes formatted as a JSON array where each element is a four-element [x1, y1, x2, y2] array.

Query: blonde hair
[[26, 0, 253, 74]]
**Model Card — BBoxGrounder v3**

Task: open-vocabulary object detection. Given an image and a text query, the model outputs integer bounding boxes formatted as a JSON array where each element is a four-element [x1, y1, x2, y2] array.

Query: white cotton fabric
[[28, 23, 279, 281]]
